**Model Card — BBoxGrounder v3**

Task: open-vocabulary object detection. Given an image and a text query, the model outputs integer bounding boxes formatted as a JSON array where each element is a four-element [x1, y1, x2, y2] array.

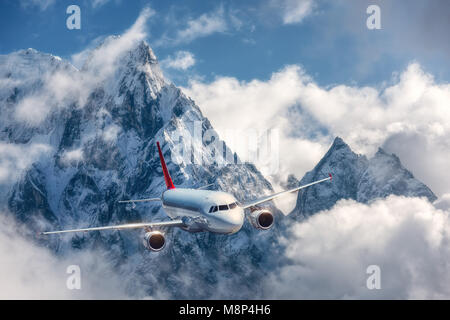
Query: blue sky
[[1, 0, 449, 88]]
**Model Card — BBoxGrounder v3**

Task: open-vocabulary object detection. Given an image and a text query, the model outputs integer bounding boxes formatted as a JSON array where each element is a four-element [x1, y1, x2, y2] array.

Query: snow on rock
[[293, 137, 436, 220], [0, 40, 279, 298]]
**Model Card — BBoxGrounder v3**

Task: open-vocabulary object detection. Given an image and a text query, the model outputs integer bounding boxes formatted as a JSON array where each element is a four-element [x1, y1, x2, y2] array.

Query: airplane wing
[[41, 219, 184, 235], [240, 174, 332, 209], [118, 198, 161, 203]]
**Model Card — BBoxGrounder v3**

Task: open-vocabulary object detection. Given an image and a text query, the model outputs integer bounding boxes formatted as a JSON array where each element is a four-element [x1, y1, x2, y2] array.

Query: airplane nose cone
[[228, 208, 245, 233], [210, 208, 245, 234]]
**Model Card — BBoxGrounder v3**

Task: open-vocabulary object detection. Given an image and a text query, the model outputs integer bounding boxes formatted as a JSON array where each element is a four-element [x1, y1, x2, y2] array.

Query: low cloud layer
[[2, 195, 448, 299], [266, 196, 450, 299], [182, 65, 329, 182], [0, 142, 52, 184], [0, 214, 132, 299]]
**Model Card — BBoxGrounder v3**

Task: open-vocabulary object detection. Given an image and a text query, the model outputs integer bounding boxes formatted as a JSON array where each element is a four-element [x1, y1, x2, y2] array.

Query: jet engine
[[248, 209, 274, 230], [143, 231, 166, 251]]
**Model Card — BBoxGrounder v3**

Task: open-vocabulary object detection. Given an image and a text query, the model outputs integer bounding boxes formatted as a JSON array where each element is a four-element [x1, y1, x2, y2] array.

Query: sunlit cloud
[[182, 63, 450, 196], [266, 196, 450, 299], [161, 51, 196, 70], [157, 7, 228, 46], [0, 214, 135, 299], [274, 0, 316, 24]]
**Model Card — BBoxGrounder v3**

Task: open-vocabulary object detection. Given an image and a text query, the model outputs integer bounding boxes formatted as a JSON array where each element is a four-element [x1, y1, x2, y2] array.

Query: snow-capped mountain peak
[[293, 137, 436, 219], [1, 44, 279, 298], [80, 39, 165, 97]]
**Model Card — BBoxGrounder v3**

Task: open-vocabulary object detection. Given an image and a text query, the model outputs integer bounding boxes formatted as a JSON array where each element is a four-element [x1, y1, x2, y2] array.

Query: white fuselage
[[161, 188, 245, 234]]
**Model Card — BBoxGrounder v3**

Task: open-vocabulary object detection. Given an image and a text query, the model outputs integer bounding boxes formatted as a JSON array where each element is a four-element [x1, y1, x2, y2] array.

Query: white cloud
[[297, 63, 450, 196], [102, 124, 121, 142], [164, 8, 228, 46], [182, 63, 450, 196], [73, 7, 154, 80], [61, 148, 84, 165], [274, 0, 316, 24], [265, 196, 450, 299], [161, 51, 196, 70], [0, 214, 132, 299], [14, 66, 80, 125], [0, 143, 52, 184], [20, 0, 55, 11], [70, 36, 106, 69], [15, 95, 50, 125], [434, 193, 450, 211], [182, 65, 328, 181]]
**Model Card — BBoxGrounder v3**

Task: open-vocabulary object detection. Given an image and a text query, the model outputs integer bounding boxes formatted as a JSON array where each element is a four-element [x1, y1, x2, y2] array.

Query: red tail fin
[[157, 141, 175, 190]]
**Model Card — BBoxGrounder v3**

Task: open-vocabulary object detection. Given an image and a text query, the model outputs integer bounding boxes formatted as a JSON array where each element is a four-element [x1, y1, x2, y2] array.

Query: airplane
[[42, 142, 332, 251]]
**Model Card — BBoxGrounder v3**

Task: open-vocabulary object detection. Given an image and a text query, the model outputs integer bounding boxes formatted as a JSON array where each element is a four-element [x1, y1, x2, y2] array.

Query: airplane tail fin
[[157, 141, 175, 190]]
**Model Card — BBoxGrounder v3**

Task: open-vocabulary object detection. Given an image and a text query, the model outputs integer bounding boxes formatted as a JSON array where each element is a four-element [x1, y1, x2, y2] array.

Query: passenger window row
[[209, 202, 238, 213]]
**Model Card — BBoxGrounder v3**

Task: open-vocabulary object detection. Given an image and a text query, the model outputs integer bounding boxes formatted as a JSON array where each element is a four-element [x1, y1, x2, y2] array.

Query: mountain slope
[[0, 40, 282, 298], [293, 137, 437, 219]]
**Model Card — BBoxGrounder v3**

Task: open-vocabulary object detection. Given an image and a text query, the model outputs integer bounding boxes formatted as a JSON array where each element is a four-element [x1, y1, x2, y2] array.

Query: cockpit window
[[209, 202, 237, 213]]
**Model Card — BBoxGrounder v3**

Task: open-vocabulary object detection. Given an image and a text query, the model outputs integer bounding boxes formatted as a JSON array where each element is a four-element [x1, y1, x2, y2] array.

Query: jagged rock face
[[8, 165, 58, 226], [0, 49, 77, 144], [357, 148, 436, 202], [293, 137, 437, 219], [293, 137, 368, 218], [281, 174, 300, 190], [0, 40, 280, 298]]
